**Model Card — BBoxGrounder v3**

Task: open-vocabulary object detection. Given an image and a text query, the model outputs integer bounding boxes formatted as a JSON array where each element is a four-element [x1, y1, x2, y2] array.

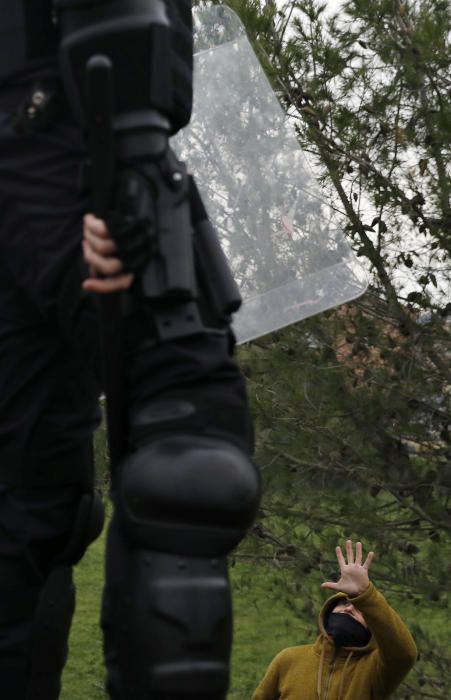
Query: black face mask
[[326, 612, 371, 647]]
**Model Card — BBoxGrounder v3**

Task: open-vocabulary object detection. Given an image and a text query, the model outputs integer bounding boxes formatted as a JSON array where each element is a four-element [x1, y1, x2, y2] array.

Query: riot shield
[[172, 5, 367, 344]]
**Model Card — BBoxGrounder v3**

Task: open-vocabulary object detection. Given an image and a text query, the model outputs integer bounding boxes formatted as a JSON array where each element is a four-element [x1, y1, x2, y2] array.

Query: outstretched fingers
[[322, 541, 373, 597], [355, 541, 363, 566], [363, 550, 375, 570], [345, 539, 354, 564], [335, 545, 346, 570], [321, 580, 339, 590]]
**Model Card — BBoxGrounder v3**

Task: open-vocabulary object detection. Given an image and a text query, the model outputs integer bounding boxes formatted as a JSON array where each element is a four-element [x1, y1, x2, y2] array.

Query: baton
[[86, 55, 128, 472]]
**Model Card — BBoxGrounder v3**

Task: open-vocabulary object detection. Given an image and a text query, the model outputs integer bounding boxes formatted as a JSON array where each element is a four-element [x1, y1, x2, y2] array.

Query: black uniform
[[0, 2, 257, 699]]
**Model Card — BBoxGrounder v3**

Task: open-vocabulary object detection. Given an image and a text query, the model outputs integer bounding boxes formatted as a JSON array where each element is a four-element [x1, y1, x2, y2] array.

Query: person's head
[[332, 598, 367, 628], [324, 597, 371, 647]]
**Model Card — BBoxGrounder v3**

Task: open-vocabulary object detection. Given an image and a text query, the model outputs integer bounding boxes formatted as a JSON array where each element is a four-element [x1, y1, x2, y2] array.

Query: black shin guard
[[103, 544, 232, 700], [103, 432, 259, 700]]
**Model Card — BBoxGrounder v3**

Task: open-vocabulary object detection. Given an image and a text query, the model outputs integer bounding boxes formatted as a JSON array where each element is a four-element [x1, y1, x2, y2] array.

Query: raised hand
[[321, 540, 374, 598]]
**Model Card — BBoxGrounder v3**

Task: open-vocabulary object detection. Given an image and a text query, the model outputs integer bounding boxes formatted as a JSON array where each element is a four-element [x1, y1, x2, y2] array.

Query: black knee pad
[[117, 433, 260, 556], [103, 433, 260, 699]]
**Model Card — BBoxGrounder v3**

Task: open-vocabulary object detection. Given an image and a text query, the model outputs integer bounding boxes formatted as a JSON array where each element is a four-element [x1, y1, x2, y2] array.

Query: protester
[[252, 540, 417, 700]]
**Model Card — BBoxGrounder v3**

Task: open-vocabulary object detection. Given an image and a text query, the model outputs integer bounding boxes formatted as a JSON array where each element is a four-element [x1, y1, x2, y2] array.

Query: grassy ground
[[61, 520, 304, 699], [229, 564, 311, 699], [61, 513, 448, 699], [61, 516, 107, 699]]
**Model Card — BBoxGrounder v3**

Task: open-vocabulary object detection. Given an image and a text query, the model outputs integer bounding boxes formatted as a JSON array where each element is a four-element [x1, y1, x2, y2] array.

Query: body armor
[[0, 1, 57, 88], [0, 3, 260, 698]]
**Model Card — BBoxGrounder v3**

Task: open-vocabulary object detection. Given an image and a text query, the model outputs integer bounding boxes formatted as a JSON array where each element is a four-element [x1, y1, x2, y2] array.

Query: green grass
[[61, 521, 448, 699], [230, 565, 311, 699], [61, 519, 107, 700], [61, 521, 306, 699]]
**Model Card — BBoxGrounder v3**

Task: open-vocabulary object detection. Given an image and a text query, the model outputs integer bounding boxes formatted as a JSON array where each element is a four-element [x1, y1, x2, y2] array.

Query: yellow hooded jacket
[[251, 583, 417, 700]]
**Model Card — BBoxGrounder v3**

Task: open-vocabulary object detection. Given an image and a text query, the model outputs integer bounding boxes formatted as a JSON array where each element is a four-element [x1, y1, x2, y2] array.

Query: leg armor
[[103, 423, 260, 700], [55, 2, 261, 697]]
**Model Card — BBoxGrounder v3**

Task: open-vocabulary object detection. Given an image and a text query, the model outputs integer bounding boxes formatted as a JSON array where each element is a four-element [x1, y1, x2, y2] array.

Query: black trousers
[[0, 103, 251, 698]]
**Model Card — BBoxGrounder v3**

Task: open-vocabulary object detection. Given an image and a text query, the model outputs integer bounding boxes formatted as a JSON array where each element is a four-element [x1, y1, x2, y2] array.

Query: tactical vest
[[0, 1, 58, 86], [0, 1, 192, 132]]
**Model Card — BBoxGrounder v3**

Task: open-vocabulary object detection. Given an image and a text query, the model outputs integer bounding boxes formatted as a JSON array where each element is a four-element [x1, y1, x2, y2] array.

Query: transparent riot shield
[[172, 5, 368, 344]]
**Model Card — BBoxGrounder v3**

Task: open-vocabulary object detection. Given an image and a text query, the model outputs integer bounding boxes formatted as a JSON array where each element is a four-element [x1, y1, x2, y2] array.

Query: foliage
[[195, 1, 451, 697], [60, 527, 305, 699], [238, 317, 450, 697], [65, 4, 451, 698], [61, 524, 448, 700]]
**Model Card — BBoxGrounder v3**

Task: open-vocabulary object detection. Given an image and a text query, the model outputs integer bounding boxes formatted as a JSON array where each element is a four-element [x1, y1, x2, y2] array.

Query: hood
[[314, 593, 376, 699], [316, 592, 376, 654]]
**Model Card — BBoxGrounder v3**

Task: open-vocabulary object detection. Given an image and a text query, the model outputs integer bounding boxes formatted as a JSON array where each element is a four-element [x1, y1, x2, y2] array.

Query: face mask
[[326, 612, 371, 647]]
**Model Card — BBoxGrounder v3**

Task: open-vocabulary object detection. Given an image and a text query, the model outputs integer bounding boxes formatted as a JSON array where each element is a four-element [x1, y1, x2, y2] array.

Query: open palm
[[321, 540, 374, 598]]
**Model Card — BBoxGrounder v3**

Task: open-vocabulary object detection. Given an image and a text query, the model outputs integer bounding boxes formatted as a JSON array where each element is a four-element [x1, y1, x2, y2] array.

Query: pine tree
[[194, 2, 451, 696]]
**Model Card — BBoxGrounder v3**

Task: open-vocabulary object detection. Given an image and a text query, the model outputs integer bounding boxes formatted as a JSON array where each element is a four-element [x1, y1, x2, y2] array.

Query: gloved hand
[[106, 169, 154, 276]]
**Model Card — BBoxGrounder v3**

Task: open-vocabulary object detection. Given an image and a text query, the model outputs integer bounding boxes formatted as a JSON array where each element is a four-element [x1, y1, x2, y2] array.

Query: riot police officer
[[0, 2, 259, 698]]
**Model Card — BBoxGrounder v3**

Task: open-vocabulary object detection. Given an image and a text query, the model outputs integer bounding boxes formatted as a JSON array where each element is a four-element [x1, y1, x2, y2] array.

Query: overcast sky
[[277, 0, 345, 11], [323, 0, 345, 14]]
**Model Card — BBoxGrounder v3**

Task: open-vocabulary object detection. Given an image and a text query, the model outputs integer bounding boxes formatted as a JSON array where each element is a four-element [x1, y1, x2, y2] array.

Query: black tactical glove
[[106, 169, 154, 276]]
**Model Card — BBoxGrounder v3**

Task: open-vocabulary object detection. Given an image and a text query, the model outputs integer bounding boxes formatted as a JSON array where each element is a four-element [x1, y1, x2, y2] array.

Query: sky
[[277, 0, 345, 15], [322, 0, 345, 14]]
